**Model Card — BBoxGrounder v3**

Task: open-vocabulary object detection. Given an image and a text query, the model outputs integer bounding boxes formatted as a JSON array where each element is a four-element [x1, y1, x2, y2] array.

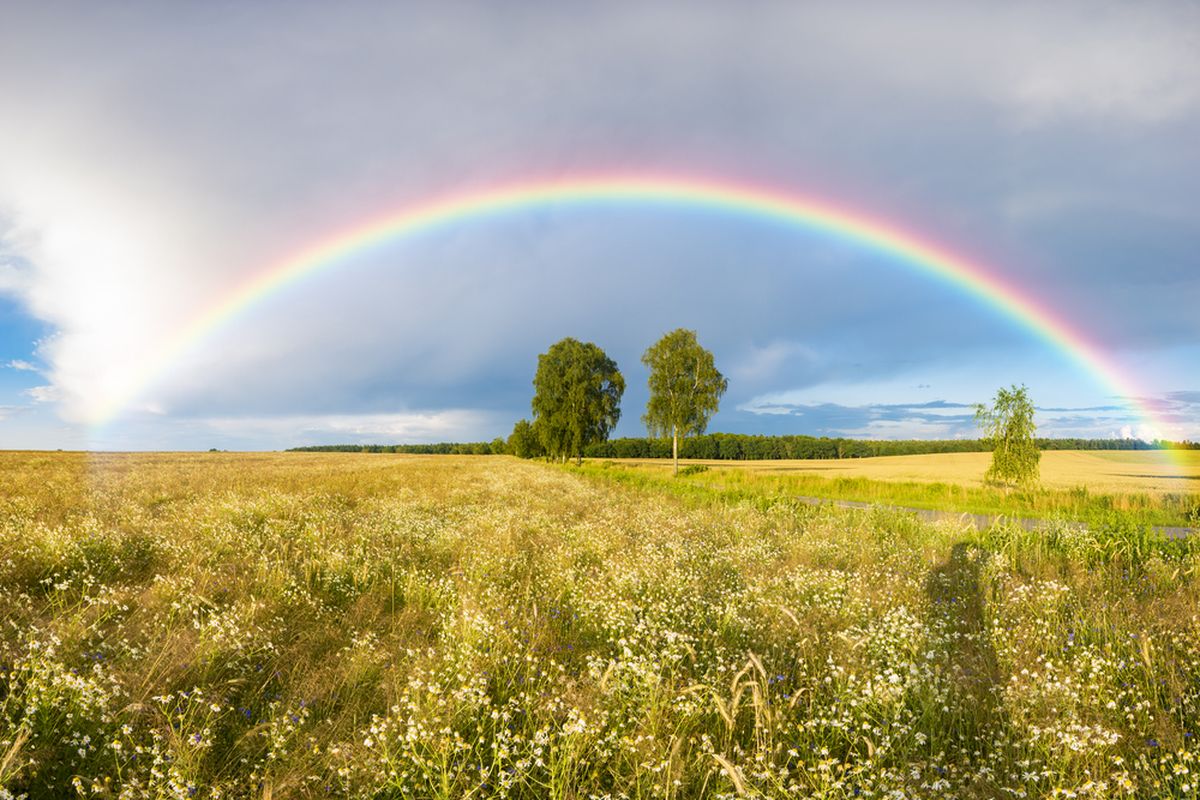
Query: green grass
[[583, 459, 1200, 529], [2, 452, 1199, 798]]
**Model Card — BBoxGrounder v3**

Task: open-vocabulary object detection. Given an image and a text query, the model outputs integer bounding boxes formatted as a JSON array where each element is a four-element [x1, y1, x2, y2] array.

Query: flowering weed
[[0, 452, 1198, 798]]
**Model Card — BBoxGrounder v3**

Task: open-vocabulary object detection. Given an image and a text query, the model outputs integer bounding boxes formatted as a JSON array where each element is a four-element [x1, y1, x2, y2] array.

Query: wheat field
[[602, 450, 1200, 496], [2, 452, 1199, 798]]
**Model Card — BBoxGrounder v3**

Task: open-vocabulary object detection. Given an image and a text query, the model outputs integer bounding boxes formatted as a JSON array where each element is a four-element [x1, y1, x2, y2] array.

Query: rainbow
[[90, 173, 1173, 446]]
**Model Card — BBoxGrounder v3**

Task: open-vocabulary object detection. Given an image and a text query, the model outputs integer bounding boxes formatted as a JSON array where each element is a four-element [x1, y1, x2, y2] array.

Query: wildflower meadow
[[1, 452, 1198, 798]]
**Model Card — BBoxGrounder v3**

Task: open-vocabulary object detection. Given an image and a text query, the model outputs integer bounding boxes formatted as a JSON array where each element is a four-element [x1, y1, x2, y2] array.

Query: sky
[[0, 1, 1197, 450]]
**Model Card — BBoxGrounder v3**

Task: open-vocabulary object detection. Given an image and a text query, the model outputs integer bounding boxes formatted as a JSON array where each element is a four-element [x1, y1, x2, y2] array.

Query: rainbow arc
[[89, 174, 1173, 451]]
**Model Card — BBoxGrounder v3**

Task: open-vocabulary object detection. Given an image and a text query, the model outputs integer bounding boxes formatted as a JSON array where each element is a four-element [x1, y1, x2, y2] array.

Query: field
[[598, 451, 1200, 528], [2, 452, 1200, 798], [601, 451, 1200, 495]]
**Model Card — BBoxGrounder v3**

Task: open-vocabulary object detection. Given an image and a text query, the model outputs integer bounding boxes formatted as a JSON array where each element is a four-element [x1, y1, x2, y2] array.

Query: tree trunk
[[576, 451, 583, 467], [672, 425, 679, 476]]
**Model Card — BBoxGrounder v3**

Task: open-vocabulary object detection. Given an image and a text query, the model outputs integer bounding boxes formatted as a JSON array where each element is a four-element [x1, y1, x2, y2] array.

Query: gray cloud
[[1169, 391, 1200, 406], [0, 1, 1196, 446]]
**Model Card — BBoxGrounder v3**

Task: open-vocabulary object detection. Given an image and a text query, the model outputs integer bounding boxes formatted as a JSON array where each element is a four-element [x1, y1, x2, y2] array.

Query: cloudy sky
[[1, 1, 1197, 450]]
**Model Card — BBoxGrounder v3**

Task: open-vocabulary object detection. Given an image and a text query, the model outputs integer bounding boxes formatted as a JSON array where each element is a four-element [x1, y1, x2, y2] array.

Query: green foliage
[[641, 328, 727, 473], [976, 384, 1041, 487], [579, 457, 1199, 528], [291, 436, 1197, 457], [531, 337, 625, 464], [583, 434, 1183, 460], [507, 418, 544, 459]]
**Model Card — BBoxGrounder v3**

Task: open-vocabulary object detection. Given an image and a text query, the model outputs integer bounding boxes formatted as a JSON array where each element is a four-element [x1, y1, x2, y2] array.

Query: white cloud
[[24, 385, 60, 403], [198, 410, 495, 443], [5, 359, 37, 371], [1117, 424, 1163, 443], [0, 262, 29, 293], [0, 131, 236, 423], [835, 418, 966, 440]]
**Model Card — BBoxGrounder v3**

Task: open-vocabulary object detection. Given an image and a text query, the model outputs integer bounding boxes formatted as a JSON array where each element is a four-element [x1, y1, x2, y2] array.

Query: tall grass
[[0, 452, 1198, 798], [590, 459, 1199, 528]]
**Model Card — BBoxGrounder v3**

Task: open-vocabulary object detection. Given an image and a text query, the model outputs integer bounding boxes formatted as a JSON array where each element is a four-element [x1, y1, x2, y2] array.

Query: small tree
[[975, 384, 1040, 487], [531, 338, 625, 465], [642, 328, 728, 476], [507, 419, 544, 459]]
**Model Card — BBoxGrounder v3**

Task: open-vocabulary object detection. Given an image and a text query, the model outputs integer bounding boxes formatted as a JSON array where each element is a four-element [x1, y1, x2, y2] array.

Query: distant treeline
[[290, 441, 506, 455], [289, 435, 1198, 458], [583, 434, 1196, 460]]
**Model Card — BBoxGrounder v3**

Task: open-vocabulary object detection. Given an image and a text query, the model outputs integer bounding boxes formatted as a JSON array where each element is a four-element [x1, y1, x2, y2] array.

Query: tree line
[[583, 433, 1193, 459], [288, 434, 1197, 457]]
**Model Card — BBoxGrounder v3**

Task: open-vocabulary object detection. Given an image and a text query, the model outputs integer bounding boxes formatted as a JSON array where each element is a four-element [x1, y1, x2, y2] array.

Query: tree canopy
[[531, 338, 625, 464], [975, 384, 1040, 487], [507, 419, 544, 459], [642, 328, 728, 474]]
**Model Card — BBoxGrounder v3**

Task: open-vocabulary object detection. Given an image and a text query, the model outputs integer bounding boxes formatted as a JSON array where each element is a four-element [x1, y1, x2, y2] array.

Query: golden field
[[1, 452, 1199, 798], [601, 450, 1200, 496]]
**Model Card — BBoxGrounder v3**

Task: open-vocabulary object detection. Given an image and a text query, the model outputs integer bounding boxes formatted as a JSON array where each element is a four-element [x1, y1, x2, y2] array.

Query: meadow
[[597, 451, 1200, 529], [2, 451, 1200, 799]]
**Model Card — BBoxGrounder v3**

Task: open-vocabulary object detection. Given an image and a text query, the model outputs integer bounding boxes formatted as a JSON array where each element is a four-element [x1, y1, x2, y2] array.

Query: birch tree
[[975, 384, 1040, 487], [642, 329, 728, 475]]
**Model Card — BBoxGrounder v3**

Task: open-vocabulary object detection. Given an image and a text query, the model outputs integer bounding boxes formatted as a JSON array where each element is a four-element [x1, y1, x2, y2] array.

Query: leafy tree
[[507, 419, 544, 459], [641, 328, 728, 475], [975, 384, 1040, 487], [531, 338, 625, 465]]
